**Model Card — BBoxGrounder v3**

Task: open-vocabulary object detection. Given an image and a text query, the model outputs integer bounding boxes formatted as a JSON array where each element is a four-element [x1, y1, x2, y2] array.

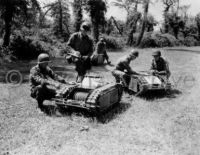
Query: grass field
[[1, 47, 200, 155]]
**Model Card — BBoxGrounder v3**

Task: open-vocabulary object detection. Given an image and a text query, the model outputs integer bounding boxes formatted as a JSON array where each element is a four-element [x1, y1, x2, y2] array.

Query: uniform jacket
[[150, 57, 170, 74], [29, 65, 64, 88], [115, 56, 135, 75], [67, 32, 93, 56]]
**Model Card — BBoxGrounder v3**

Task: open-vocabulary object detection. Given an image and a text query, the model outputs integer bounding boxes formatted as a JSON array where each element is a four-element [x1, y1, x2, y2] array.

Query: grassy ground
[[1, 47, 200, 155]]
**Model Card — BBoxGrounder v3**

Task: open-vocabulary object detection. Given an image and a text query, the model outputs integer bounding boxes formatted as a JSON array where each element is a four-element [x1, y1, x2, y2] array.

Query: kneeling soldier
[[150, 50, 171, 79], [29, 53, 66, 111], [112, 50, 139, 88]]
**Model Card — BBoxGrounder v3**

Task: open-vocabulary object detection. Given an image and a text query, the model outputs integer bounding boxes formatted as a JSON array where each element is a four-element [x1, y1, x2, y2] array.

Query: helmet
[[129, 50, 139, 58], [152, 50, 161, 56], [80, 22, 91, 31], [37, 53, 50, 64]]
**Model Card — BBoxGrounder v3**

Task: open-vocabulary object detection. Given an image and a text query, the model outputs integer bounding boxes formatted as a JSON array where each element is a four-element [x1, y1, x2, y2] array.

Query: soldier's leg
[[112, 70, 127, 86], [35, 85, 56, 111], [103, 51, 111, 64]]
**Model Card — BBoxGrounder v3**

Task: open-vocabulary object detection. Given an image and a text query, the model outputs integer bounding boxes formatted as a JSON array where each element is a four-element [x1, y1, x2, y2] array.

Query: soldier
[[91, 37, 111, 65], [112, 50, 139, 87], [29, 53, 66, 111], [67, 22, 94, 82], [150, 50, 171, 79]]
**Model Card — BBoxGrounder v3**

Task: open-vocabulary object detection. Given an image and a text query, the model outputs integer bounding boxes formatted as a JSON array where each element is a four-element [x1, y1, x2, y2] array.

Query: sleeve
[[30, 68, 47, 85], [164, 59, 170, 73], [67, 33, 76, 49], [150, 59, 156, 70], [48, 67, 66, 83], [95, 42, 101, 54], [88, 39, 94, 57], [125, 64, 135, 74]]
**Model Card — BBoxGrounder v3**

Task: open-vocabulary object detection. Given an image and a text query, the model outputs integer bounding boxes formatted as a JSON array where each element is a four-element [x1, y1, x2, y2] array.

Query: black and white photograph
[[0, 0, 200, 154]]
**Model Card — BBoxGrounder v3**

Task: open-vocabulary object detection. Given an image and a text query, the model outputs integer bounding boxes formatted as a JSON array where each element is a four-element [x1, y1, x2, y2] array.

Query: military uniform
[[67, 32, 93, 82], [150, 56, 171, 78], [95, 40, 109, 62], [30, 64, 65, 109], [112, 55, 137, 87]]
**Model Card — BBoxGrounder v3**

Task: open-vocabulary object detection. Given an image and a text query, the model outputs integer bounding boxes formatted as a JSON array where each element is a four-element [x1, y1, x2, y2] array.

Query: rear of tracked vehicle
[[53, 75, 123, 113]]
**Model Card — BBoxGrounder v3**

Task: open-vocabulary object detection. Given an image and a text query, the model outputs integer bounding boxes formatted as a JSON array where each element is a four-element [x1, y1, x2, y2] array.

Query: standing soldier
[[91, 37, 111, 65], [150, 50, 171, 79], [67, 22, 94, 82], [112, 50, 139, 88], [29, 53, 66, 111]]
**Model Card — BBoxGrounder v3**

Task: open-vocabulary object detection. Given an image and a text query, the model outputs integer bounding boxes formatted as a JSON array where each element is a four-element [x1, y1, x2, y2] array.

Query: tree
[[146, 14, 157, 32], [136, 0, 150, 46], [112, 0, 141, 44], [126, 11, 141, 45], [43, 0, 70, 39], [168, 13, 185, 39], [85, 0, 107, 43], [162, 0, 175, 33], [195, 13, 200, 40], [0, 0, 40, 47], [72, 0, 83, 32], [111, 0, 139, 17]]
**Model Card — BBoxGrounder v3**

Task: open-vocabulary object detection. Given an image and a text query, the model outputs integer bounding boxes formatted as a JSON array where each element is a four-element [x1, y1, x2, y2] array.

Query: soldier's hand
[[55, 82, 61, 89]]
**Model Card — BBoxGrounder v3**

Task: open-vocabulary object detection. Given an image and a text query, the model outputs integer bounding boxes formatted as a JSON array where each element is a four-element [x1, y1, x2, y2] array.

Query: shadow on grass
[[41, 101, 131, 124], [165, 48, 200, 54], [138, 89, 182, 101], [96, 101, 131, 123]]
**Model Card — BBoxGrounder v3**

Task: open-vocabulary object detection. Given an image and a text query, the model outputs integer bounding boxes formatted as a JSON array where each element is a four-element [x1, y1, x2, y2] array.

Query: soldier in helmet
[[112, 50, 139, 87], [66, 22, 94, 82], [91, 37, 111, 65], [150, 50, 171, 79], [29, 53, 66, 111]]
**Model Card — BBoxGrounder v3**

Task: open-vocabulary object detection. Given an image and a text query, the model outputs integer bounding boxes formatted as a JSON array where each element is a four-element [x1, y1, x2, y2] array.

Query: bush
[[102, 35, 125, 49], [9, 31, 50, 60], [183, 36, 200, 46], [132, 32, 180, 48]]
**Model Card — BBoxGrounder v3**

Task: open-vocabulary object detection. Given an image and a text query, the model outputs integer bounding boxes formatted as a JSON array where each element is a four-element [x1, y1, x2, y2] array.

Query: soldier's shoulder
[[69, 32, 79, 38], [117, 56, 126, 64], [30, 65, 39, 73]]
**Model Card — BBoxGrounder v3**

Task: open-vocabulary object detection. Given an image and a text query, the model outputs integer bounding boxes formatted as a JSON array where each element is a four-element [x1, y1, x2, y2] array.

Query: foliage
[[85, 0, 107, 42], [111, 0, 140, 16], [182, 36, 200, 46], [72, 0, 83, 32], [146, 14, 158, 32], [0, 0, 41, 46], [43, 0, 71, 40], [126, 11, 141, 45], [195, 13, 200, 39], [132, 32, 180, 48], [102, 35, 125, 49], [8, 31, 49, 60]]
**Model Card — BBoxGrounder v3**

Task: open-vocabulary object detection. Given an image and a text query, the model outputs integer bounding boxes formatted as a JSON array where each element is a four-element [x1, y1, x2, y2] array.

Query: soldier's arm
[[67, 33, 76, 49], [64, 34, 78, 56], [150, 60, 155, 70], [30, 68, 48, 85], [88, 39, 94, 57], [122, 61, 137, 75], [48, 67, 66, 84]]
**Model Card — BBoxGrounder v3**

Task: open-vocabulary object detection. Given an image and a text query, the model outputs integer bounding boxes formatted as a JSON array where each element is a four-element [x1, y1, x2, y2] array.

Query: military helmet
[[37, 53, 50, 64], [129, 50, 139, 58], [80, 22, 91, 31], [152, 50, 161, 56]]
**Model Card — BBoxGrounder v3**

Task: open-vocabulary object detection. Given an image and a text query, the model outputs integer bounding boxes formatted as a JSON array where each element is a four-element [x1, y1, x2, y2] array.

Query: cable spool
[[73, 91, 89, 101]]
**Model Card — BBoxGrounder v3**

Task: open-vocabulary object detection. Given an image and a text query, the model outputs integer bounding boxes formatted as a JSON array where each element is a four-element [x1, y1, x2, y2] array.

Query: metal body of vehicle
[[128, 71, 172, 95], [52, 75, 123, 112]]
